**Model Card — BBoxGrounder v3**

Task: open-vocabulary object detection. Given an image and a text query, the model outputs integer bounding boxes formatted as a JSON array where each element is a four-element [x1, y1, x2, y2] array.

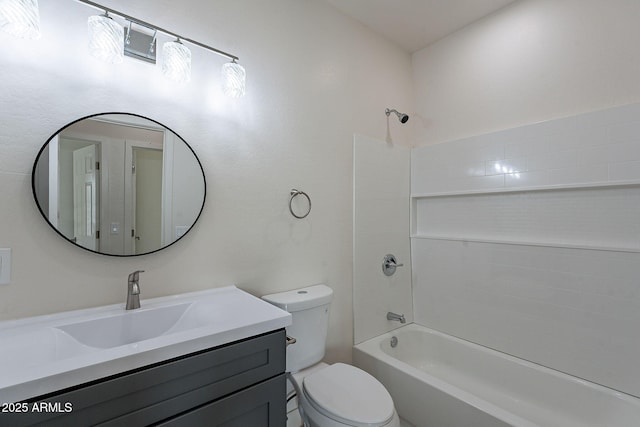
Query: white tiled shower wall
[[412, 103, 640, 195], [411, 103, 640, 399]]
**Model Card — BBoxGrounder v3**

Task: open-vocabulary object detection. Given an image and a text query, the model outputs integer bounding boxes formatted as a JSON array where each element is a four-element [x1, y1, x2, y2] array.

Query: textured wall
[[0, 0, 413, 365], [353, 134, 412, 344], [412, 0, 640, 145]]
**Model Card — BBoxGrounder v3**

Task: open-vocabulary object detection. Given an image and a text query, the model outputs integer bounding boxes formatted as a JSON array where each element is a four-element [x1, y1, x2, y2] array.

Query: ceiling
[[323, 0, 517, 52]]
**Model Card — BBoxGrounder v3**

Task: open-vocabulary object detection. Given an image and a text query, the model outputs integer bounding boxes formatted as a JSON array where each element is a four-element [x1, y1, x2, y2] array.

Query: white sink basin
[[55, 302, 192, 349], [0, 286, 291, 403]]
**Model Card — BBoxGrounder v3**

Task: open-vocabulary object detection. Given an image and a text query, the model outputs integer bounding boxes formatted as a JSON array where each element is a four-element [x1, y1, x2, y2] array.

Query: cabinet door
[[2, 330, 286, 427], [157, 374, 286, 427]]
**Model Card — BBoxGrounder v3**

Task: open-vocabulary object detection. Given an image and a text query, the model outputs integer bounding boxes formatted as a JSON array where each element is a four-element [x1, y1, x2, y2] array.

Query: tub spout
[[387, 311, 406, 323]]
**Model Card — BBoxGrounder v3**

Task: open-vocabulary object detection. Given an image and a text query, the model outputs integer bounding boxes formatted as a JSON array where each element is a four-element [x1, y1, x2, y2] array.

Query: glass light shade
[[87, 14, 124, 64], [222, 61, 246, 98], [0, 0, 41, 39], [162, 40, 191, 83]]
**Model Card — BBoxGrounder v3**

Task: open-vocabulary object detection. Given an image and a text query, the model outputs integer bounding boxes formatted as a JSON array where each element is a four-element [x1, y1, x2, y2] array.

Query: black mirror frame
[[31, 112, 207, 257]]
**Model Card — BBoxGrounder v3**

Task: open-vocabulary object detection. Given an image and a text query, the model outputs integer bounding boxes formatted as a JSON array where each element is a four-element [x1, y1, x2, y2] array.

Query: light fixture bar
[[74, 0, 239, 62]]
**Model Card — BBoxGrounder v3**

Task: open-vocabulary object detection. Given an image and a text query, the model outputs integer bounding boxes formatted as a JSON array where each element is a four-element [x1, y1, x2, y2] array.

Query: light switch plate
[[0, 248, 11, 285], [110, 222, 120, 235]]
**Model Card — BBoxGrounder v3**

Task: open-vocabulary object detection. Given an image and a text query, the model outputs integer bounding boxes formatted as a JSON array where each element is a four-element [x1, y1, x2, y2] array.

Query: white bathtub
[[353, 324, 640, 427]]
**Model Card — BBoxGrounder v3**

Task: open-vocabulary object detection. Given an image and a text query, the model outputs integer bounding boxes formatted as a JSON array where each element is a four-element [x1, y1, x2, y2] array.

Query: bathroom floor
[[286, 409, 415, 427], [286, 389, 415, 426], [286, 409, 301, 427]]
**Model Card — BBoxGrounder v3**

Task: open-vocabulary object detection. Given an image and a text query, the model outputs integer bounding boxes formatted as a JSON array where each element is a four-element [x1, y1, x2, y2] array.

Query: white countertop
[[0, 286, 291, 403]]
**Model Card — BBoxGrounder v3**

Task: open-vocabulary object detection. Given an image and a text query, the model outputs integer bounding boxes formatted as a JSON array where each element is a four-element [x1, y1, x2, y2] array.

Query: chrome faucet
[[126, 270, 145, 310], [387, 311, 406, 323]]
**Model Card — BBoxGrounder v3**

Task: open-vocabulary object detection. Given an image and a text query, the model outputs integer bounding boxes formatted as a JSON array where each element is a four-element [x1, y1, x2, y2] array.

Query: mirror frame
[[31, 112, 207, 257]]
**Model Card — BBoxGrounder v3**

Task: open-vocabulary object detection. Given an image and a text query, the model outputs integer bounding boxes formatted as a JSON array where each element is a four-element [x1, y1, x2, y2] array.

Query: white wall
[[412, 0, 640, 145], [0, 0, 413, 365], [353, 134, 412, 344]]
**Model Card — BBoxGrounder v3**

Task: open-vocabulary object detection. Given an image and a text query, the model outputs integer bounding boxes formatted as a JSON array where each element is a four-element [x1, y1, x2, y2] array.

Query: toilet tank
[[262, 284, 333, 373]]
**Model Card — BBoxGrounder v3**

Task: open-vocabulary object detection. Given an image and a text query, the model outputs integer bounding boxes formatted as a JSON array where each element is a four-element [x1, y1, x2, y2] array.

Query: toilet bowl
[[291, 363, 400, 427], [262, 284, 400, 427]]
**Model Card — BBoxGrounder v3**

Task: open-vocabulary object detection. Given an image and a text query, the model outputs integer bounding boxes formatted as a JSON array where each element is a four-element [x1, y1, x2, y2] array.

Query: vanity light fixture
[[1, 0, 246, 96], [0, 0, 41, 39], [74, 0, 245, 95]]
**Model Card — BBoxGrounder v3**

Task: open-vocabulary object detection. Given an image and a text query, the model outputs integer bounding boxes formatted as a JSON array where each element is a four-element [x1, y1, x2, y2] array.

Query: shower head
[[385, 108, 409, 124]]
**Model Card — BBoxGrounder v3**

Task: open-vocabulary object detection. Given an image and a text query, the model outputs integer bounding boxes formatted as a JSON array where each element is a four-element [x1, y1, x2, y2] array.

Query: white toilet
[[262, 284, 400, 427]]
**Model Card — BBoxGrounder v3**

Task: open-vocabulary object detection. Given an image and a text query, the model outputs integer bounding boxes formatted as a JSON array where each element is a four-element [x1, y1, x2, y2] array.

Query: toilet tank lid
[[261, 284, 333, 312]]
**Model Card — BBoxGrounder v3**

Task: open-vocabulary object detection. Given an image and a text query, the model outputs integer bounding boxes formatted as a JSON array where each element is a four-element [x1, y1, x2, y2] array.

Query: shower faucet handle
[[382, 254, 404, 276]]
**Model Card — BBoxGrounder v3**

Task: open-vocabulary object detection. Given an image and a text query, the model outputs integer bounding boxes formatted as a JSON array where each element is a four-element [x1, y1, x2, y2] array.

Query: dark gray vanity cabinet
[[2, 329, 287, 427]]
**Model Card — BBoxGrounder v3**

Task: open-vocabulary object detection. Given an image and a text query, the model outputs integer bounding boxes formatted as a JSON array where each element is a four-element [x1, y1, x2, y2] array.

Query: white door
[[72, 144, 99, 250], [132, 147, 163, 254], [124, 140, 163, 255]]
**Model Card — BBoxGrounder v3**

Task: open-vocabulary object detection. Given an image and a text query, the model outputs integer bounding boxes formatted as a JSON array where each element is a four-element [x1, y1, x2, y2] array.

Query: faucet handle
[[382, 254, 403, 276]]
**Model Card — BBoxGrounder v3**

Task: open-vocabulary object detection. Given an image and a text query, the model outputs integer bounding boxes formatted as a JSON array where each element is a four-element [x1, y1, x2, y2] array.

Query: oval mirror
[[32, 113, 206, 256]]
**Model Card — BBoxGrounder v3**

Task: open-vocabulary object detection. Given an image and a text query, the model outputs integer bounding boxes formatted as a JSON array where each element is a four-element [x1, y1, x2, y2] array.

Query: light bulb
[[0, 0, 41, 39], [87, 13, 124, 64], [222, 60, 246, 98], [162, 39, 191, 83]]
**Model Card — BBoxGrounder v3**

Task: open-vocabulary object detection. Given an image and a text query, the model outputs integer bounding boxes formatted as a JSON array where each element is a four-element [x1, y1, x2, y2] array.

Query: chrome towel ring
[[289, 189, 311, 219]]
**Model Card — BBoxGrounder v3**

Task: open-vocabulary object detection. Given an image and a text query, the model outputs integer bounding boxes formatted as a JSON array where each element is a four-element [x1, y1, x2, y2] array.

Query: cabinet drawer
[[2, 329, 286, 427], [157, 374, 286, 427]]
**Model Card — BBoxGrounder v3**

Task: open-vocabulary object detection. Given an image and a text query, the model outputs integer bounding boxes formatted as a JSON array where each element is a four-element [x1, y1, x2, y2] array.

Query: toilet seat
[[302, 363, 395, 427]]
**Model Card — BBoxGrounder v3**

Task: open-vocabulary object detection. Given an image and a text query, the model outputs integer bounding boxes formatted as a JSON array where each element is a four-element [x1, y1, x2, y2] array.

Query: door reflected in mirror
[[32, 113, 206, 256]]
